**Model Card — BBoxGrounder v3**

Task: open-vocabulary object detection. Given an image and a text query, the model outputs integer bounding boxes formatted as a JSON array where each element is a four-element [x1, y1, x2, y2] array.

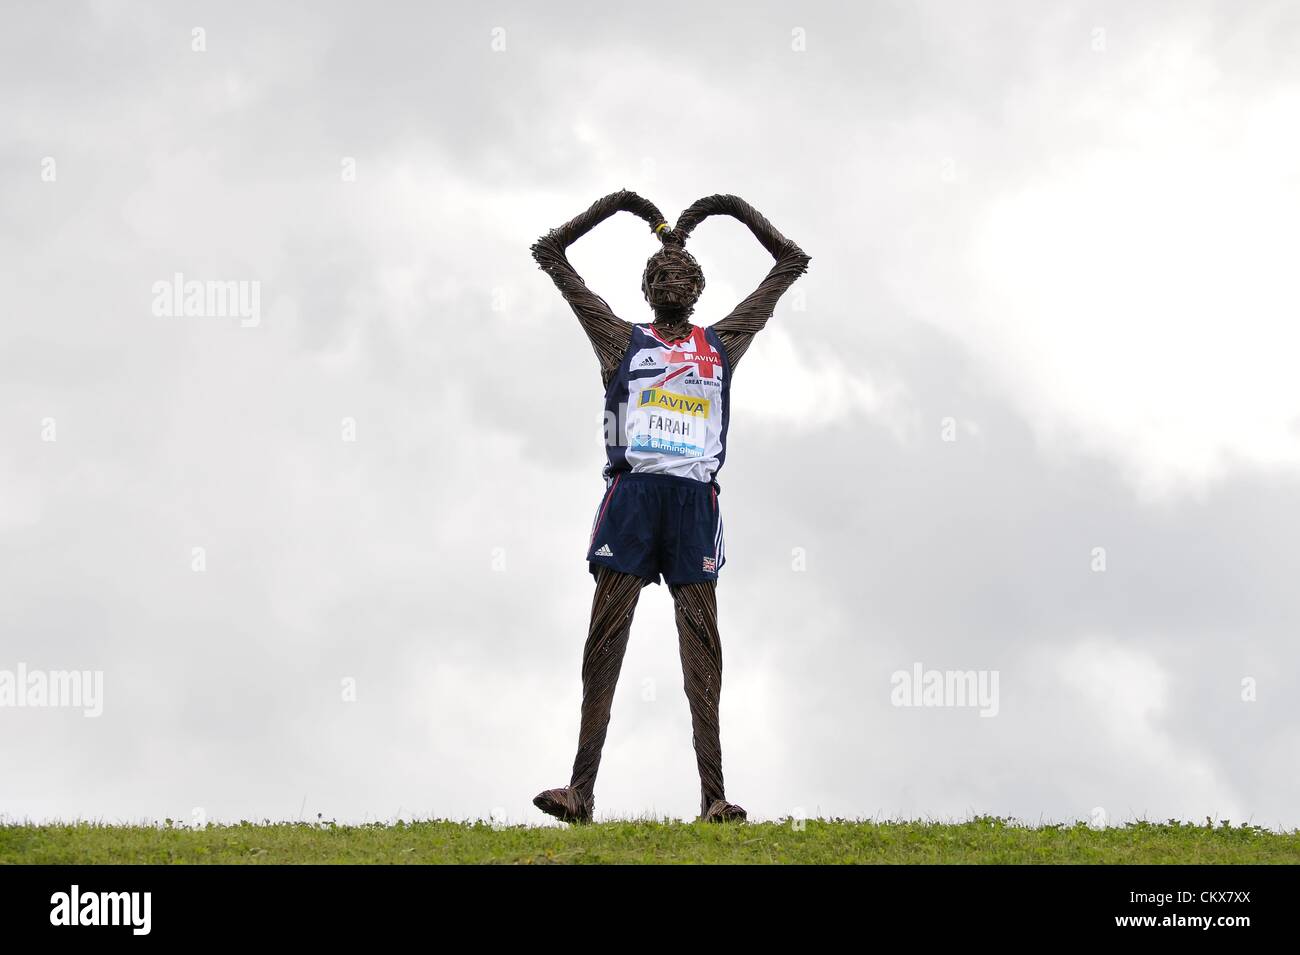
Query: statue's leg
[[534, 565, 644, 822], [670, 578, 746, 822]]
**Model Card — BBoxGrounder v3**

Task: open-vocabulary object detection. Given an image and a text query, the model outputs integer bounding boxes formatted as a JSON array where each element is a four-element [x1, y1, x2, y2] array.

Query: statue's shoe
[[702, 799, 748, 823], [533, 786, 593, 823]]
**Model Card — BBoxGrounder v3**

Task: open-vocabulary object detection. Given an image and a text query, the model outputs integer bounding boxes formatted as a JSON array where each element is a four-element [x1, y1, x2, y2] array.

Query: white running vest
[[603, 323, 732, 484]]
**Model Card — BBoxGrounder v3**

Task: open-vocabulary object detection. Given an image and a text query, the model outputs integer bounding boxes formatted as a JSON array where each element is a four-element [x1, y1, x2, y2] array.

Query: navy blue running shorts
[[586, 471, 725, 587]]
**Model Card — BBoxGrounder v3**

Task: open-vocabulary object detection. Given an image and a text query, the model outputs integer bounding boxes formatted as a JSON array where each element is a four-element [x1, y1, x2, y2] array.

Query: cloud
[[1057, 638, 1243, 822], [936, 33, 1300, 497], [731, 325, 915, 438]]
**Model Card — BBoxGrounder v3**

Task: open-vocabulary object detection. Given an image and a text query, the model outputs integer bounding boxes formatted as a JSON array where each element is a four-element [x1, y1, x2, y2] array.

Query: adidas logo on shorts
[[595, 544, 614, 557]]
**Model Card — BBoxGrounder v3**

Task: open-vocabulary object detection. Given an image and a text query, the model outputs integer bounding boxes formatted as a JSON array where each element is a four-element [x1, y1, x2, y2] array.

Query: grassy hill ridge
[[3, 816, 1297, 864]]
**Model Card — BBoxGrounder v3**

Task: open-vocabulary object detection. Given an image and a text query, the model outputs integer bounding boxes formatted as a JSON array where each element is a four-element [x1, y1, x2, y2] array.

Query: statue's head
[[641, 236, 705, 315]]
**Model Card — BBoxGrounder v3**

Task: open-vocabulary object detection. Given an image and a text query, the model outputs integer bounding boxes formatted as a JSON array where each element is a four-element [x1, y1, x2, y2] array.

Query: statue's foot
[[533, 786, 593, 824], [702, 798, 748, 823]]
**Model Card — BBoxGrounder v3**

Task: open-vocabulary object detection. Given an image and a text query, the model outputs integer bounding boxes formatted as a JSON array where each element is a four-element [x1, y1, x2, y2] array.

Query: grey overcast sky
[[2, 0, 1298, 828]]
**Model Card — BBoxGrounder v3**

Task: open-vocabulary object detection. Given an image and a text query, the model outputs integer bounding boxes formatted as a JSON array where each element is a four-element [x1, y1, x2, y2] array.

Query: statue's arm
[[530, 190, 669, 382], [673, 194, 812, 370]]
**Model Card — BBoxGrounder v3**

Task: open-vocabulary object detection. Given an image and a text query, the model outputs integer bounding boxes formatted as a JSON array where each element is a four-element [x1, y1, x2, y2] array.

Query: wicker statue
[[530, 191, 811, 822]]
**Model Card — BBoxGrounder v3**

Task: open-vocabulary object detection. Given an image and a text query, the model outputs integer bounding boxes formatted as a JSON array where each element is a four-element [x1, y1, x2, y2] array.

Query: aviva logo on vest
[[637, 388, 710, 417]]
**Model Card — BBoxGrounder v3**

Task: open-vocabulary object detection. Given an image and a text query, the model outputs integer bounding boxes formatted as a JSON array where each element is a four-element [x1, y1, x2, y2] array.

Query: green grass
[[2, 816, 1297, 864]]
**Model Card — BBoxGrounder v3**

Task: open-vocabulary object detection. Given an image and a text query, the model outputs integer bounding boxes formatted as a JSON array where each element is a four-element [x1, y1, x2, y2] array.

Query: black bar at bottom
[[0, 863, 1285, 941]]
